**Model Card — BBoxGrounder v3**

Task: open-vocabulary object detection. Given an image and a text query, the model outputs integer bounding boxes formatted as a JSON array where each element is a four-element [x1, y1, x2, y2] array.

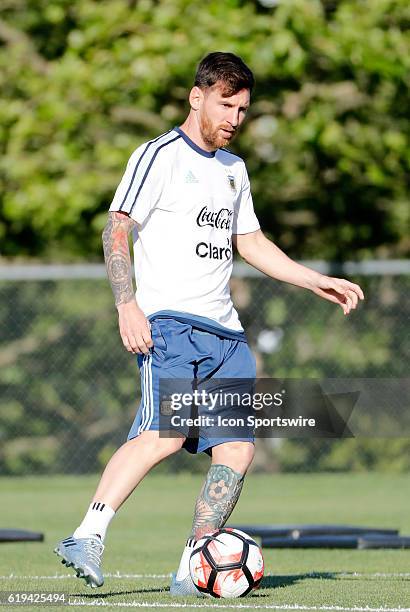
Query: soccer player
[[54, 52, 364, 592]]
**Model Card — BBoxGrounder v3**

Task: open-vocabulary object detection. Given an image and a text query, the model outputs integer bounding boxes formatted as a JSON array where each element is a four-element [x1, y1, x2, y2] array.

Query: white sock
[[73, 502, 115, 543], [176, 537, 196, 581]]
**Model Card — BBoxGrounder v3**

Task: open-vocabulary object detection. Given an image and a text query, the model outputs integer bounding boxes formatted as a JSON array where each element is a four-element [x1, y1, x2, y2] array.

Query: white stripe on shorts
[[137, 355, 148, 435], [145, 355, 154, 430], [138, 354, 153, 434]]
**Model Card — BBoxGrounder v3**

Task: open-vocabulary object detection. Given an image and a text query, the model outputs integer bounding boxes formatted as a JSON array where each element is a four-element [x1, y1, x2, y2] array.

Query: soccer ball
[[189, 528, 264, 598]]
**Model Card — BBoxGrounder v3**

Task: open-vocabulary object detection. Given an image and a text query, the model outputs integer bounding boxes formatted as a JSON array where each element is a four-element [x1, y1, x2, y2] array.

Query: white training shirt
[[109, 127, 260, 334]]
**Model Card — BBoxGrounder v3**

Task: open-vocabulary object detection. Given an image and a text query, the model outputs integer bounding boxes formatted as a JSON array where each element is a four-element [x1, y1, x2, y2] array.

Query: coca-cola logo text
[[196, 206, 233, 230]]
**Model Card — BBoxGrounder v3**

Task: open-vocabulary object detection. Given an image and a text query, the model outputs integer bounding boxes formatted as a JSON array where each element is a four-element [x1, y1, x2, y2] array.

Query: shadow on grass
[[70, 572, 345, 600], [258, 571, 340, 591]]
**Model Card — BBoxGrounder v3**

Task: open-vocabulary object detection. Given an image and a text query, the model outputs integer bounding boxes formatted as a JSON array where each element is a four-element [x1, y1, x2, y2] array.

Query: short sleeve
[[109, 142, 166, 225], [232, 165, 260, 235]]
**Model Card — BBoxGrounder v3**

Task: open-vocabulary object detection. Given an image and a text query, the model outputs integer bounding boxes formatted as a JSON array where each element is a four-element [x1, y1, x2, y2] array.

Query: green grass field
[[0, 472, 409, 611]]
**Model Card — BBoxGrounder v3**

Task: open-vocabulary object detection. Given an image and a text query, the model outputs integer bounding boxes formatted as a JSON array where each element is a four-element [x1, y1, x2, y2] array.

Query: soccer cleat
[[169, 572, 205, 597], [54, 535, 104, 588]]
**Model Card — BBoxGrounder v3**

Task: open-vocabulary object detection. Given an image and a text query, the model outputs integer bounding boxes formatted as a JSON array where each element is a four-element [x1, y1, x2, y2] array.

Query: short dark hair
[[194, 52, 254, 96]]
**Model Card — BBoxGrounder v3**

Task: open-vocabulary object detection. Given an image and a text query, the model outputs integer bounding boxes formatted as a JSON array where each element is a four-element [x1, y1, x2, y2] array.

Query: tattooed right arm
[[102, 212, 153, 354], [102, 211, 136, 306]]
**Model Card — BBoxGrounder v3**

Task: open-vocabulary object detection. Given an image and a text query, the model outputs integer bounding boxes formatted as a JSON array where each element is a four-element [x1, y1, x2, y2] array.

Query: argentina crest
[[227, 174, 236, 193]]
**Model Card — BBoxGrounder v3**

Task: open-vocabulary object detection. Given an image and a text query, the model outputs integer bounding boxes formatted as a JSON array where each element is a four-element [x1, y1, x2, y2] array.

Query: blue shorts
[[127, 318, 256, 454]]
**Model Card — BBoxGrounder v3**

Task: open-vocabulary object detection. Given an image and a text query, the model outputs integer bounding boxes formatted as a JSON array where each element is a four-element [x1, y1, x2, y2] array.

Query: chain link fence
[[0, 261, 409, 476]]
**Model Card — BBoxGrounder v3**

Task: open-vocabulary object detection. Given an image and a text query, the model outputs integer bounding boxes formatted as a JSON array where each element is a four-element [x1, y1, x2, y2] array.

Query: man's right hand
[[117, 301, 153, 355]]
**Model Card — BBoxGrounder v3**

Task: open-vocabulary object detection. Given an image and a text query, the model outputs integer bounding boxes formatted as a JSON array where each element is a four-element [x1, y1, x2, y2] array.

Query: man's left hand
[[309, 275, 365, 315]]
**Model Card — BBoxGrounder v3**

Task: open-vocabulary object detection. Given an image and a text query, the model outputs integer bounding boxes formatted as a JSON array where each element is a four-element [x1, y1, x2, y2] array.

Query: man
[[54, 52, 364, 593]]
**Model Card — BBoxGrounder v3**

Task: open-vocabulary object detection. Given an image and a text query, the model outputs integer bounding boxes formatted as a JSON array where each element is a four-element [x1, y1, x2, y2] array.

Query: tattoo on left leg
[[190, 464, 244, 540]]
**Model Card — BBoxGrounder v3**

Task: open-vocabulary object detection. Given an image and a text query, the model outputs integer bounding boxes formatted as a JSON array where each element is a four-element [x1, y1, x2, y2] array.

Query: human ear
[[189, 86, 203, 111]]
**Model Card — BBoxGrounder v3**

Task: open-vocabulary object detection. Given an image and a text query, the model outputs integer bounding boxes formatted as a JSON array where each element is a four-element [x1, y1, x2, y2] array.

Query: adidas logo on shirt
[[185, 170, 199, 184]]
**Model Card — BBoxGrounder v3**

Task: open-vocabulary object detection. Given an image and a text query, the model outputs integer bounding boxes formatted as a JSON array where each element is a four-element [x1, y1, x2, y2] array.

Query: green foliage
[[0, 0, 408, 475], [0, 0, 409, 259], [276, 438, 410, 472], [243, 273, 410, 473], [0, 280, 135, 474], [1, 274, 408, 475]]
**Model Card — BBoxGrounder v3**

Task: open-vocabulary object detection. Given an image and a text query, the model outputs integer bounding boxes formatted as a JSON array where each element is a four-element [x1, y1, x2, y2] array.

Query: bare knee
[[155, 436, 185, 460], [211, 441, 255, 475], [127, 431, 185, 462]]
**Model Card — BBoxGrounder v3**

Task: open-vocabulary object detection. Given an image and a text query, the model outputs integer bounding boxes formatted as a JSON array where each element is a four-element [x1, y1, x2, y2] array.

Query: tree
[[0, 0, 408, 260]]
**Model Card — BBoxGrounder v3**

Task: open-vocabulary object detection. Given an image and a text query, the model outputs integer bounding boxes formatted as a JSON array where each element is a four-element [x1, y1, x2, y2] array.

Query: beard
[[199, 112, 236, 150]]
